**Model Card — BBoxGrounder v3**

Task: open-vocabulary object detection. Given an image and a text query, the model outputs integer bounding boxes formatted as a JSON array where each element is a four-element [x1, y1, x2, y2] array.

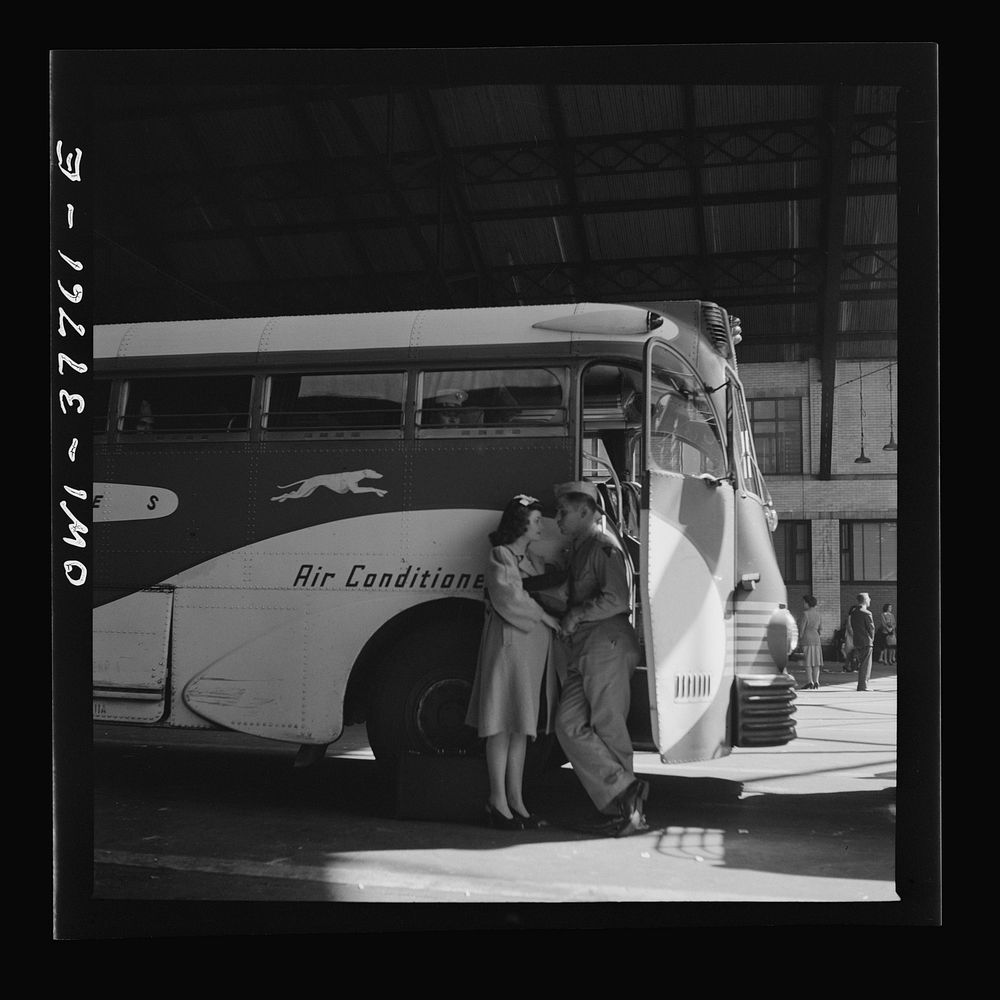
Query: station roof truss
[[90, 74, 910, 372]]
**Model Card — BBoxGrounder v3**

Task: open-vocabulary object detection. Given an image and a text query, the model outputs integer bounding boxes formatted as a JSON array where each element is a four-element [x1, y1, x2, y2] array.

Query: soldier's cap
[[554, 481, 601, 504], [435, 389, 468, 406]]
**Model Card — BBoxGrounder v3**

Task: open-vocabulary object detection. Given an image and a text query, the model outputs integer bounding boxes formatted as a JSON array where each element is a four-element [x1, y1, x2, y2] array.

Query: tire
[[366, 616, 483, 763]]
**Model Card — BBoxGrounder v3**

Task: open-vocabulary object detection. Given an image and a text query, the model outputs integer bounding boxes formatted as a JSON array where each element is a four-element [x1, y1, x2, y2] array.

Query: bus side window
[[733, 389, 767, 500], [418, 368, 567, 433], [265, 373, 405, 432], [92, 379, 113, 436], [136, 398, 154, 433], [121, 375, 253, 436]]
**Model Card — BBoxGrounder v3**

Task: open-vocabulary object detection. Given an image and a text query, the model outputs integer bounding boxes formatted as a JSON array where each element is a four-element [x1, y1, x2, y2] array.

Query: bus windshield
[[647, 354, 726, 477]]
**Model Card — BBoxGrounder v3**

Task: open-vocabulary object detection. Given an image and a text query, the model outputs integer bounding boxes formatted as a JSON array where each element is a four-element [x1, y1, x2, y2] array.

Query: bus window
[[92, 379, 112, 437], [582, 363, 644, 543], [264, 372, 406, 435], [121, 375, 253, 437], [648, 349, 726, 477], [418, 368, 567, 435], [582, 363, 645, 480], [733, 386, 768, 500]]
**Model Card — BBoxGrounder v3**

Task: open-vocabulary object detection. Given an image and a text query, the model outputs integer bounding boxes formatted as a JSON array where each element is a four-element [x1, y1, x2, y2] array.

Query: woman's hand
[[541, 613, 561, 632]]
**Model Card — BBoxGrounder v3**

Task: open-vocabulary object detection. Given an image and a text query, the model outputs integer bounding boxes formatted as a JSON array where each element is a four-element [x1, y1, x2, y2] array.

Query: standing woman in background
[[798, 594, 824, 689], [465, 495, 562, 830], [879, 603, 897, 665], [873, 614, 887, 664]]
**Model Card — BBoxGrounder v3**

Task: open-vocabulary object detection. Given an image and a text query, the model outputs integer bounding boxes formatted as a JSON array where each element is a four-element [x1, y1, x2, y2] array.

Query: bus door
[[93, 586, 174, 723], [641, 338, 735, 762], [580, 363, 651, 743]]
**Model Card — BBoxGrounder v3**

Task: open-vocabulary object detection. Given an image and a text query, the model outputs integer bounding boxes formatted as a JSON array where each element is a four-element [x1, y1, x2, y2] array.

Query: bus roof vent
[[532, 309, 663, 336], [701, 303, 733, 359]]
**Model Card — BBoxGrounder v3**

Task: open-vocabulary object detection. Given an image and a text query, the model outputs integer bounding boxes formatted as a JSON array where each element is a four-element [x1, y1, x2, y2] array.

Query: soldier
[[552, 481, 649, 837]]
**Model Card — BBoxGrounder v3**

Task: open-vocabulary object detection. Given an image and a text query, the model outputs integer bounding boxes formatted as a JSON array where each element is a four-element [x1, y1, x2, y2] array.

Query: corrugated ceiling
[[70, 50, 936, 359]]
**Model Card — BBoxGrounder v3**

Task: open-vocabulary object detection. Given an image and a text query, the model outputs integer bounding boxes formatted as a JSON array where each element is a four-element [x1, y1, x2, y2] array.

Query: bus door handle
[[739, 573, 760, 592], [697, 472, 732, 489]]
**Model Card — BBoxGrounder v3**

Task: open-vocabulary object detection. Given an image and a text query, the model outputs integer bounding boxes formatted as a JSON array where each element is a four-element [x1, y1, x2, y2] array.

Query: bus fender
[[343, 596, 483, 725]]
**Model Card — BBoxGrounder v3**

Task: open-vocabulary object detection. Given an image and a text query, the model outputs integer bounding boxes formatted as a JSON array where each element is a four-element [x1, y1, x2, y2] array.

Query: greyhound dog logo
[[271, 469, 388, 503]]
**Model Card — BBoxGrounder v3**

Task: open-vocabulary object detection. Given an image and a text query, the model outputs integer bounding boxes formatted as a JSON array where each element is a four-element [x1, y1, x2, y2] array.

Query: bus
[[91, 300, 797, 771]]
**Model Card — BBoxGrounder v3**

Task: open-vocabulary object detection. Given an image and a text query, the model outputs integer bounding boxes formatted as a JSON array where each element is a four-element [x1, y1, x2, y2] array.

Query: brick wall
[[739, 358, 898, 480], [740, 359, 898, 654]]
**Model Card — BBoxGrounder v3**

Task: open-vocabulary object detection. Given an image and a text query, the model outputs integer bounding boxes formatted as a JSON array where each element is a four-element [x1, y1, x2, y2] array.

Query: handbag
[[884, 629, 897, 648]]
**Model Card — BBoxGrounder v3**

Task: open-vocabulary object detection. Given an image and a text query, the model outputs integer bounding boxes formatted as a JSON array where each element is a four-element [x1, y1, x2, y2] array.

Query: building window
[[749, 397, 802, 474], [773, 520, 811, 584], [840, 521, 897, 582]]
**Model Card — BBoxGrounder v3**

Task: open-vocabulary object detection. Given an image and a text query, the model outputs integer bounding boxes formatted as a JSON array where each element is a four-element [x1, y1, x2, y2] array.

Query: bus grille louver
[[674, 673, 712, 702], [733, 675, 797, 747], [701, 303, 732, 359]]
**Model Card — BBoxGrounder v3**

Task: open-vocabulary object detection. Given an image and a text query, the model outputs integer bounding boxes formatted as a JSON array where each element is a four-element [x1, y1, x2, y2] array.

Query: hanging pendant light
[[855, 362, 871, 463], [883, 364, 898, 451]]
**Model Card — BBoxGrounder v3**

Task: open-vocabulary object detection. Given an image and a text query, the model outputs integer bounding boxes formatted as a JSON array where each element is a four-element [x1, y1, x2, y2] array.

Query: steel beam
[[331, 93, 454, 305], [817, 86, 856, 480], [544, 84, 592, 299], [411, 89, 493, 305]]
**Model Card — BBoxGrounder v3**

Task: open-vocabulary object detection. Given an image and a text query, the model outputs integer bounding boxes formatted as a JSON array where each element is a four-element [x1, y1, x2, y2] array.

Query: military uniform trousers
[[555, 614, 641, 814]]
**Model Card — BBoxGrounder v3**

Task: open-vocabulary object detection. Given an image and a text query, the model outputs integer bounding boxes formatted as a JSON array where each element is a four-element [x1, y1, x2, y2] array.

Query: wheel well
[[342, 597, 483, 725]]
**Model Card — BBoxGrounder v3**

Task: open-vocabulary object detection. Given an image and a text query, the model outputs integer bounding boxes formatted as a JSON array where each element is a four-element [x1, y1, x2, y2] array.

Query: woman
[[798, 595, 824, 689], [873, 614, 887, 663], [465, 495, 562, 830], [879, 603, 897, 665]]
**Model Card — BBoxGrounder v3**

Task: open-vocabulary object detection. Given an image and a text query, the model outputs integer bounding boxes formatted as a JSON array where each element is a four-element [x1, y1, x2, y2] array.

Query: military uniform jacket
[[566, 532, 633, 630]]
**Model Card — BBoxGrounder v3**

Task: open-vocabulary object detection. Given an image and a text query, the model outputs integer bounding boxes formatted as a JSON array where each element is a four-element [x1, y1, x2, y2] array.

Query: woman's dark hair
[[803, 594, 818, 608], [489, 496, 543, 546], [883, 603, 893, 612]]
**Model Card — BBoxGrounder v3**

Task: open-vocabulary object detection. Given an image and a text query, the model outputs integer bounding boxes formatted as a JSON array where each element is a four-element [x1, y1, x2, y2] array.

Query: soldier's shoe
[[608, 779, 650, 837], [582, 813, 629, 836], [580, 810, 647, 838], [616, 778, 650, 820], [612, 808, 649, 838]]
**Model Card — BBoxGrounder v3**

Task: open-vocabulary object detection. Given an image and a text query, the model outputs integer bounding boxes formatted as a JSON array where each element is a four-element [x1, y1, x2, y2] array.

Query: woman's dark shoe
[[485, 803, 524, 830]]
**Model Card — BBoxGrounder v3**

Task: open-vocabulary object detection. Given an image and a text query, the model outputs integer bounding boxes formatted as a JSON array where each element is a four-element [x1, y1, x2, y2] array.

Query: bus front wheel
[[367, 617, 482, 764]]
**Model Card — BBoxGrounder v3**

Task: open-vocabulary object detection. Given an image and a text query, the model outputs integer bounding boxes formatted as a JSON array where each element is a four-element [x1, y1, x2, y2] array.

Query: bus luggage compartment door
[[93, 587, 174, 723]]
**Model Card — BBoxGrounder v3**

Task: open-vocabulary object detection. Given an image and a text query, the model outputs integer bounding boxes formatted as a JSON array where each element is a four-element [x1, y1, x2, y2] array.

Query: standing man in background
[[850, 593, 877, 692]]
